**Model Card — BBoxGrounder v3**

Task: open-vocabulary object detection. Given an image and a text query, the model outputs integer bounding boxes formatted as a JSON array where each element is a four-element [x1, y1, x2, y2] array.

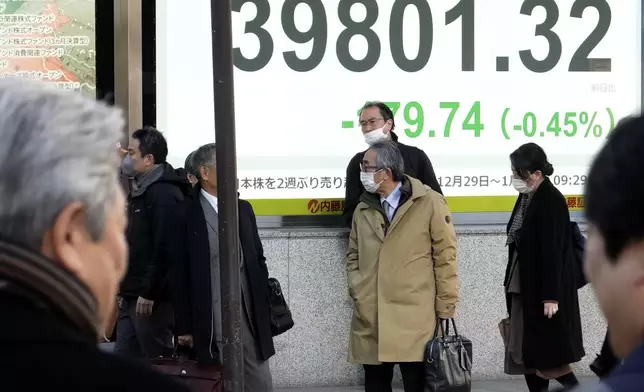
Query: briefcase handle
[[164, 337, 197, 360], [432, 317, 461, 339]]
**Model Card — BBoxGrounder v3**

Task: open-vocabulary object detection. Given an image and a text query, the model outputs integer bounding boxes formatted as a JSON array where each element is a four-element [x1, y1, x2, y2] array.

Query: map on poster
[[0, 0, 95, 96]]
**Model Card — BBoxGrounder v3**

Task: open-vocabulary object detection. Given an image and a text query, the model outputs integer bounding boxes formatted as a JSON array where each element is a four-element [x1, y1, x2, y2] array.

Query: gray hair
[[0, 78, 124, 249], [192, 143, 217, 181], [369, 140, 405, 181]]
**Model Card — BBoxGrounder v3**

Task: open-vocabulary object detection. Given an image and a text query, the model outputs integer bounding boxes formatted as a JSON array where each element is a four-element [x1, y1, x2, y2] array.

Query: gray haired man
[[170, 143, 276, 391], [347, 140, 459, 392], [0, 78, 188, 390]]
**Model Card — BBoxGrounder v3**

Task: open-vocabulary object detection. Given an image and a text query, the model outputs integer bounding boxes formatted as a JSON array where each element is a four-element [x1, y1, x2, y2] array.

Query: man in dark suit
[[171, 143, 275, 392], [343, 101, 442, 227]]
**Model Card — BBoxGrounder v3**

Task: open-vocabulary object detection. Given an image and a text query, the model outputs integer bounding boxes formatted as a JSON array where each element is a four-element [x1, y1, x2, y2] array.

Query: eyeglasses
[[359, 117, 384, 130], [360, 163, 379, 172]]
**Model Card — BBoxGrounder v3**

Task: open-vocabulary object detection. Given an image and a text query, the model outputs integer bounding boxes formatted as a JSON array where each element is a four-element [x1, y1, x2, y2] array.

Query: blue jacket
[[574, 344, 644, 391]]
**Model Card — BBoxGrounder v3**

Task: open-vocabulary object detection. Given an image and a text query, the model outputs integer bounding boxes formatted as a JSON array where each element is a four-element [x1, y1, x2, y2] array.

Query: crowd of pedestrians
[[0, 78, 642, 392]]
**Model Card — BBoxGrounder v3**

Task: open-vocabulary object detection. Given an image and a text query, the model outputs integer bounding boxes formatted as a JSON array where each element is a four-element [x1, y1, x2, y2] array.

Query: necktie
[[383, 200, 392, 222]]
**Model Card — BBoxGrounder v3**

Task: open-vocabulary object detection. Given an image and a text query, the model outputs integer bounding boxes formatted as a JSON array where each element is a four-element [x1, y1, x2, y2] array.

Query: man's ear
[[385, 168, 394, 181], [384, 119, 393, 133], [144, 153, 155, 166], [41, 201, 88, 275]]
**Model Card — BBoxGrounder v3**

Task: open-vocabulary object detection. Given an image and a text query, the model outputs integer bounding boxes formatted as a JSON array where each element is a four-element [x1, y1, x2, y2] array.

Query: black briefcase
[[424, 318, 473, 392], [150, 345, 222, 392], [268, 277, 294, 336]]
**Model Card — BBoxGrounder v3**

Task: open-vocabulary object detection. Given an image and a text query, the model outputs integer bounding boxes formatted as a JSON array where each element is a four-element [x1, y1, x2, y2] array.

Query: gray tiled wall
[[261, 228, 605, 388]]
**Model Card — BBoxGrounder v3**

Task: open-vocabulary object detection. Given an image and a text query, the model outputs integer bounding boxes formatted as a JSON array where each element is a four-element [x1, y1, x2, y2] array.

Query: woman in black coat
[[503, 143, 585, 392]]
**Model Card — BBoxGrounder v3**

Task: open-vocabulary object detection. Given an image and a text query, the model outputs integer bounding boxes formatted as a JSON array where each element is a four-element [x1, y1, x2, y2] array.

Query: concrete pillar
[[113, 0, 142, 144]]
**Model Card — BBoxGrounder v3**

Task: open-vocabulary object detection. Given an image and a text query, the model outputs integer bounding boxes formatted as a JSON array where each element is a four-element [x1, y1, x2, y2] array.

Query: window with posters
[[155, 0, 642, 225], [0, 0, 97, 96]]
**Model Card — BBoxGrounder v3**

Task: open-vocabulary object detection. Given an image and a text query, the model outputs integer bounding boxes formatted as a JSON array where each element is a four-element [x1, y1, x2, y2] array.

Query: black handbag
[[424, 318, 473, 392], [268, 277, 294, 336]]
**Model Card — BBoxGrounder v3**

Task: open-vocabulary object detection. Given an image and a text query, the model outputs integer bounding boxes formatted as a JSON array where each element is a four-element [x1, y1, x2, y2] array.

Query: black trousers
[[114, 297, 174, 360], [363, 362, 424, 392]]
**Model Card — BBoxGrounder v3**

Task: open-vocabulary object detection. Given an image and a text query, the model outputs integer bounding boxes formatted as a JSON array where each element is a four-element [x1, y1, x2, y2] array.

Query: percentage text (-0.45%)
[[500, 108, 615, 140]]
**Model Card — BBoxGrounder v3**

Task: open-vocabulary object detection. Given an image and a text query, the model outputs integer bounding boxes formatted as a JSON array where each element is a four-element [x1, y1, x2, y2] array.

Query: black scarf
[[0, 236, 99, 341]]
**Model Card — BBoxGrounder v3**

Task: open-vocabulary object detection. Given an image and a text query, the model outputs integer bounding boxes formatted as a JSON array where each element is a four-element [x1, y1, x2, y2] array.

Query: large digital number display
[[156, 0, 640, 215]]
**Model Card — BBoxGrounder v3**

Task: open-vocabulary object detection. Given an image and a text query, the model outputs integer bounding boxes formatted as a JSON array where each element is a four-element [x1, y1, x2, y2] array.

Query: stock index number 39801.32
[[232, 0, 612, 73]]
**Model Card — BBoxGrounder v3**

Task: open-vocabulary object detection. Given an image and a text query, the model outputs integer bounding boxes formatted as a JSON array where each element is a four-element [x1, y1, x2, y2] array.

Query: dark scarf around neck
[[0, 236, 99, 341]]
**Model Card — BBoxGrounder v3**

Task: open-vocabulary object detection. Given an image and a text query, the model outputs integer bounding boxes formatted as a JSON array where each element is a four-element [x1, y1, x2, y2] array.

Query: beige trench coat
[[347, 176, 460, 364]]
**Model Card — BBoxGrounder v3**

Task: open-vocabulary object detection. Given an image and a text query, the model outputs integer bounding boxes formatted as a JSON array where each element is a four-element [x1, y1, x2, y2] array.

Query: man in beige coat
[[347, 140, 460, 392]]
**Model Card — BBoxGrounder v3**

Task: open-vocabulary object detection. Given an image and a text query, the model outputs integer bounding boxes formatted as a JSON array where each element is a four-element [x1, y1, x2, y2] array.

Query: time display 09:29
[[232, 0, 612, 73]]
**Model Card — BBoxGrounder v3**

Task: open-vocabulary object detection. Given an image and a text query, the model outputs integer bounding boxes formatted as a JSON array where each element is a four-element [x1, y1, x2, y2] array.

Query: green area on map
[[0, 0, 96, 96]]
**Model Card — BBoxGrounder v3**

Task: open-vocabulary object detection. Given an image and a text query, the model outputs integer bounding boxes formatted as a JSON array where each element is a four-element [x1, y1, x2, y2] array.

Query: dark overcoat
[[171, 187, 275, 363], [0, 287, 189, 392], [504, 177, 585, 369]]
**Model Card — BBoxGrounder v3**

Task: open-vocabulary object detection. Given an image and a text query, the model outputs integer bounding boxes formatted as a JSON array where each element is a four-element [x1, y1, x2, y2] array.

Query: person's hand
[[117, 141, 128, 159], [136, 296, 154, 316], [178, 335, 194, 347], [544, 301, 559, 318]]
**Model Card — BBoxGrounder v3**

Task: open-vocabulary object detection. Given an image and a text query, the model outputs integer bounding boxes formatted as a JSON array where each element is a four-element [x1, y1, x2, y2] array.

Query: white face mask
[[511, 178, 533, 194], [360, 171, 383, 193], [363, 126, 388, 146]]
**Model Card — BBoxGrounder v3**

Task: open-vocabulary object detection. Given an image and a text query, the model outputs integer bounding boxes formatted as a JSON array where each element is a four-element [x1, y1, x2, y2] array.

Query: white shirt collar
[[201, 188, 218, 213], [380, 182, 403, 209]]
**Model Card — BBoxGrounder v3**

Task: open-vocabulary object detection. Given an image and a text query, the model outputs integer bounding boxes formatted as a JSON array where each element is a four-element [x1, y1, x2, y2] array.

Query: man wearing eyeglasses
[[343, 101, 442, 227], [347, 140, 459, 392]]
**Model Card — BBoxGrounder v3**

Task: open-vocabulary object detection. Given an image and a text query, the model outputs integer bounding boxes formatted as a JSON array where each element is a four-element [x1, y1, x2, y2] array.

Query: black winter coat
[[342, 131, 442, 227], [505, 177, 585, 369], [120, 163, 190, 301], [170, 188, 275, 363], [0, 292, 189, 392]]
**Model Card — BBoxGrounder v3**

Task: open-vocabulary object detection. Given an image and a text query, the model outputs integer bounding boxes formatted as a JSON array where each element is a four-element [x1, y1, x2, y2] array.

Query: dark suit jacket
[[170, 187, 275, 363], [342, 131, 442, 227], [504, 177, 584, 369]]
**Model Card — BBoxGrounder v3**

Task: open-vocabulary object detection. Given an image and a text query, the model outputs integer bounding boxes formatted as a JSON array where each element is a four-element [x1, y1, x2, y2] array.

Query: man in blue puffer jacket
[[570, 114, 644, 392]]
